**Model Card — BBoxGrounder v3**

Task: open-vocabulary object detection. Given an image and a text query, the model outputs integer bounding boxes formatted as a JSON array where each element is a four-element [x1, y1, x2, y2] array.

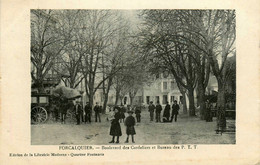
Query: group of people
[[108, 107, 136, 143], [75, 102, 103, 125], [148, 100, 180, 123]]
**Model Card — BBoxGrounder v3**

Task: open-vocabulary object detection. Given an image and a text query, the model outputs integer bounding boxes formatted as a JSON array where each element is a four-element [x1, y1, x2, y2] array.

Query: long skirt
[[126, 126, 136, 135], [110, 120, 122, 136]]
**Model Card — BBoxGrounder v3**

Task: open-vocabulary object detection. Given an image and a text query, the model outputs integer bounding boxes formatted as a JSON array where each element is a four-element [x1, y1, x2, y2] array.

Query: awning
[[52, 86, 82, 99]]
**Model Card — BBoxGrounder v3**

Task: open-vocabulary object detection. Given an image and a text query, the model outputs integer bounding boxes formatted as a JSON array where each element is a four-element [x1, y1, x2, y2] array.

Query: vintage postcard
[[0, 0, 259, 165]]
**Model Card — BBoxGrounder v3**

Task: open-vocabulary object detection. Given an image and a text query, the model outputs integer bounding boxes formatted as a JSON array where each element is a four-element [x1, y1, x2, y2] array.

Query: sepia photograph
[[30, 9, 236, 145]]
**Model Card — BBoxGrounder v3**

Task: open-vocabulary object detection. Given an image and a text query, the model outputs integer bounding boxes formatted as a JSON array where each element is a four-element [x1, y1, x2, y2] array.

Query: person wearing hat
[[163, 101, 171, 122], [94, 102, 101, 122], [135, 106, 141, 123], [74, 101, 83, 125], [171, 100, 180, 122], [155, 101, 162, 122], [124, 110, 136, 143], [148, 101, 155, 121], [84, 102, 92, 123]]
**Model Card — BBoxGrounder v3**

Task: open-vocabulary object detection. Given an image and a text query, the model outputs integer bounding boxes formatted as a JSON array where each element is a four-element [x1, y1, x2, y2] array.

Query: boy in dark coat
[[124, 111, 136, 143], [109, 107, 122, 143], [155, 101, 162, 122]]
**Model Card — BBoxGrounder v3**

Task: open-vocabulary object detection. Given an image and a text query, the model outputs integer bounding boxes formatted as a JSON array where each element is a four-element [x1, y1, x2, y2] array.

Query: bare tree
[[139, 10, 198, 116], [31, 10, 70, 92], [52, 10, 84, 89]]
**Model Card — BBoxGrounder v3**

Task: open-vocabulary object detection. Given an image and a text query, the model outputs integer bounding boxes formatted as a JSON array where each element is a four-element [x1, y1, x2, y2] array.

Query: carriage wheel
[[31, 106, 48, 124]]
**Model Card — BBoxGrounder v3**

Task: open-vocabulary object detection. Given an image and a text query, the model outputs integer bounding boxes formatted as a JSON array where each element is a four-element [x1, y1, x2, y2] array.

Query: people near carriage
[[124, 110, 136, 143], [171, 100, 180, 122], [51, 102, 59, 122], [155, 101, 162, 122], [135, 106, 141, 123], [84, 102, 92, 123], [163, 101, 171, 122], [148, 101, 155, 121], [60, 98, 70, 124], [74, 101, 83, 125], [94, 102, 101, 122], [109, 107, 122, 143]]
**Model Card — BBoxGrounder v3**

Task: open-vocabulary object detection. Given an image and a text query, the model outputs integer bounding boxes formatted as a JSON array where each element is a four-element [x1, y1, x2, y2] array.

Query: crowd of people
[[148, 100, 180, 123], [51, 99, 181, 143]]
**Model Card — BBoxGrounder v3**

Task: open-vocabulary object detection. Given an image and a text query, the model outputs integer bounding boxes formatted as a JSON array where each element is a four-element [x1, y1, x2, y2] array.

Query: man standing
[[148, 101, 155, 121], [94, 102, 101, 122], [171, 100, 180, 122], [75, 101, 82, 125], [155, 101, 162, 122], [163, 101, 171, 122], [84, 102, 92, 123], [135, 106, 141, 123]]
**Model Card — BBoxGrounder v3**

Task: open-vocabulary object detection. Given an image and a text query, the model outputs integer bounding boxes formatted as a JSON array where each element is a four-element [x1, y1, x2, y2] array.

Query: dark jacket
[[163, 104, 170, 117], [148, 104, 155, 113], [172, 104, 180, 114], [110, 112, 122, 136], [84, 104, 92, 114], [156, 104, 162, 113], [125, 115, 135, 127], [124, 116, 136, 135], [135, 107, 141, 116], [94, 105, 100, 113], [74, 104, 82, 115]]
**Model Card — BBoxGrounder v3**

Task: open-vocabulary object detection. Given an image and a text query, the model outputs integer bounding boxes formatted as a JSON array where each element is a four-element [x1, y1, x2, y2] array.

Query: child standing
[[124, 111, 136, 143]]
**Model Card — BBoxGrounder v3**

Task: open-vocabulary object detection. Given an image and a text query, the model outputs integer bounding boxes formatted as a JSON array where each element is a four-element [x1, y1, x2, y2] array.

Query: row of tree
[[31, 10, 150, 112], [31, 10, 236, 126], [137, 10, 236, 125]]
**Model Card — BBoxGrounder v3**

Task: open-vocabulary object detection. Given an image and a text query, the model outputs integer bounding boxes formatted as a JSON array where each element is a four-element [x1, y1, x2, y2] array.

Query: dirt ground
[[31, 111, 235, 145]]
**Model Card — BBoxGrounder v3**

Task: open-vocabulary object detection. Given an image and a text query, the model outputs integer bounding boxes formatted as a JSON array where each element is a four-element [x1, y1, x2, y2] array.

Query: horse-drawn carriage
[[31, 86, 82, 124]]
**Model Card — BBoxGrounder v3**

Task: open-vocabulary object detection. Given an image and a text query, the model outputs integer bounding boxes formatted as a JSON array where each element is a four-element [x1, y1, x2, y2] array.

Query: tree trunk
[[197, 82, 206, 120], [103, 77, 112, 114], [180, 91, 188, 114], [176, 81, 188, 114], [188, 88, 195, 116], [88, 82, 94, 112], [217, 81, 226, 128], [115, 90, 120, 106]]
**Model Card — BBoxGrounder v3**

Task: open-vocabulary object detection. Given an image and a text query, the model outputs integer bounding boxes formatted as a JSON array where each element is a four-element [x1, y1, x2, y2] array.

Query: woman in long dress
[[109, 107, 122, 143]]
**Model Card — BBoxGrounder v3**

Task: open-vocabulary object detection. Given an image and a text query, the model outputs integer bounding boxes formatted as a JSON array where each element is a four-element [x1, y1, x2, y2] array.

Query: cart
[[31, 93, 51, 124], [31, 86, 82, 124]]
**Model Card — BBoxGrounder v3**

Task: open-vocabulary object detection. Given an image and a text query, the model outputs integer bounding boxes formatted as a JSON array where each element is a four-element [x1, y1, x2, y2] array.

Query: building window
[[163, 71, 169, 78], [156, 96, 160, 104], [171, 81, 174, 90], [124, 97, 127, 105], [146, 96, 150, 104], [163, 95, 168, 104], [163, 82, 167, 90]]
